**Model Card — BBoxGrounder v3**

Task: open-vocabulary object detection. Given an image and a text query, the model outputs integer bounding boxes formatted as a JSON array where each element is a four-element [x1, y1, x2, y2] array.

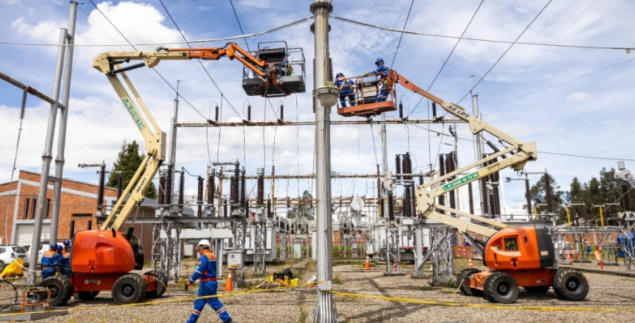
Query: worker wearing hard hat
[[59, 239, 72, 276], [41, 244, 58, 280], [185, 239, 232, 323], [334, 72, 356, 107], [363, 58, 391, 102]]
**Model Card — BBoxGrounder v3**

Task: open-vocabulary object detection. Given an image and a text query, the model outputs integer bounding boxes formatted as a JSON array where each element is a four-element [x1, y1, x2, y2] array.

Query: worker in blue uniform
[[334, 72, 356, 107], [185, 239, 232, 323], [364, 58, 391, 102], [59, 239, 72, 276], [41, 244, 58, 280]]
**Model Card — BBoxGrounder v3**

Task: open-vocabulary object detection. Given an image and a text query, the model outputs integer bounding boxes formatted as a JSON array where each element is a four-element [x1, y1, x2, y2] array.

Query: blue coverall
[[335, 78, 356, 107], [186, 250, 231, 323], [41, 250, 57, 280], [373, 65, 390, 102], [59, 249, 72, 276]]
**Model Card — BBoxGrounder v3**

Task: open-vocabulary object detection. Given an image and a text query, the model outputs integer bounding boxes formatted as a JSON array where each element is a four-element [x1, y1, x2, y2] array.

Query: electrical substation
[[0, 1, 634, 322]]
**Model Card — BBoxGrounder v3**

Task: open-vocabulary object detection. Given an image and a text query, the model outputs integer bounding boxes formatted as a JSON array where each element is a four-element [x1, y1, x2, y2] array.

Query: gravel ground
[[2, 260, 635, 323]]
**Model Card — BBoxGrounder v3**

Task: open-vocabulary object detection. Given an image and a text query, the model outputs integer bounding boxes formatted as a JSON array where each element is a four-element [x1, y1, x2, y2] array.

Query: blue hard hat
[[50, 243, 57, 250], [63, 239, 70, 246], [336, 72, 344, 77], [375, 58, 384, 65]]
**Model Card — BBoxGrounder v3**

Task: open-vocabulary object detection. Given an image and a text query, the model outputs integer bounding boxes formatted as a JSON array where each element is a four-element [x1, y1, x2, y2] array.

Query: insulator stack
[[544, 174, 553, 213], [117, 173, 123, 200], [247, 105, 252, 122], [622, 184, 631, 211], [379, 195, 384, 218], [403, 186, 411, 217], [215, 105, 219, 123], [488, 191, 496, 217], [439, 155, 446, 177], [399, 101, 404, 120], [279, 104, 284, 121], [395, 155, 402, 180], [267, 199, 272, 219], [480, 179, 489, 215], [207, 168, 215, 205], [419, 176, 423, 185], [525, 179, 532, 215], [402, 152, 412, 182], [158, 173, 165, 205], [97, 164, 105, 211], [257, 168, 264, 206], [432, 102, 438, 119], [490, 184, 501, 216], [165, 165, 173, 205], [446, 153, 456, 210], [240, 168, 246, 206], [388, 191, 395, 221], [468, 182, 474, 214], [230, 164, 239, 204], [178, 169, 185, 207], [197, 176, 203, 217], [223, 198, 228, 218], [410, 185, 416, 217]]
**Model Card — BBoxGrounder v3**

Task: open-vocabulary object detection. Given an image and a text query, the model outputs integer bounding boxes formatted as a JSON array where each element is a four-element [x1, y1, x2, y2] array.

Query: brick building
[[0, 170, 156, 260]]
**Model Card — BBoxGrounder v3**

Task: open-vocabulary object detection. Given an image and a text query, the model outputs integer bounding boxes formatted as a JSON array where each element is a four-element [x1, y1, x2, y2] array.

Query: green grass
[[298, 307, 308, 323], [333, 275, 344, 285]]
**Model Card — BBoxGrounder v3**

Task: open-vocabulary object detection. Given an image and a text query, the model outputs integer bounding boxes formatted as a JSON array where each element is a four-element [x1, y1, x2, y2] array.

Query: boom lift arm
[[93, 42, 289, 95], [386, 70, 537, 238]]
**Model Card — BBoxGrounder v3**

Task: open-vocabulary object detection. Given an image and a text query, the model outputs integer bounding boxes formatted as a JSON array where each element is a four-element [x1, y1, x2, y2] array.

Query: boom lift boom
[[376, 69, 588, 303]]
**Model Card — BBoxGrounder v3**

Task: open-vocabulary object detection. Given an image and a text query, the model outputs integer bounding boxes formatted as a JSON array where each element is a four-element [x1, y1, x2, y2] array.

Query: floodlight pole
[[311, 0, 338, 322]]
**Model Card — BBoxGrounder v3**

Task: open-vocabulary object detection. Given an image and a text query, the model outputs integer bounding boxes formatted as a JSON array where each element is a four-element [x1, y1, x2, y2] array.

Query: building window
[[30, 198, 37, 219], [45, 199, 51, 219], [23, 198, 29, 219]]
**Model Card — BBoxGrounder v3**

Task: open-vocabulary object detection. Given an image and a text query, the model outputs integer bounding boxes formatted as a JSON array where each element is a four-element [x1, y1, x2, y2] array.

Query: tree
[[529, 173, 566, 222], [107, 141, 157, 199]]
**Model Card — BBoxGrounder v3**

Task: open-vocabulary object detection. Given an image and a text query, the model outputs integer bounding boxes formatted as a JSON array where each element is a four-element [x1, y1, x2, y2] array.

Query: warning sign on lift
[[442, 172, 479, 191]]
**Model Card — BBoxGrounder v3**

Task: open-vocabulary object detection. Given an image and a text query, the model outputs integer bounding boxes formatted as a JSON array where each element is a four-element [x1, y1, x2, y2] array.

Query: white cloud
[[566, 91, 591, 101]]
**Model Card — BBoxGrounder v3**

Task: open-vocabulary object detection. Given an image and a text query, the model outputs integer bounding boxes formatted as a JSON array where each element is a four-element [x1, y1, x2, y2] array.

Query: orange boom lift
[[350, 69, 589, 303], [39, 42, 305, 306]]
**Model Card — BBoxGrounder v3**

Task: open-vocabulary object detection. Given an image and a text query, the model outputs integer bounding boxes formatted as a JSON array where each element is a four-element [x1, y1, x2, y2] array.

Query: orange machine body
[[469, 226, 557, 289], [71, 230, 136, 274]]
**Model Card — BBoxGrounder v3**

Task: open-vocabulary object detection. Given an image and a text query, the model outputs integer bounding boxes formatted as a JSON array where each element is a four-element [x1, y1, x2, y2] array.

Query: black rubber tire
[[483, 272, 519, 304], [112, 273, 147, 304], [40, 276, 73, 306], [524, 286, 550, 294], [143, 271, 168, 298], [75, 291, 100, 301], [457, 268, 481, 296], [552, 269, 589, 301]]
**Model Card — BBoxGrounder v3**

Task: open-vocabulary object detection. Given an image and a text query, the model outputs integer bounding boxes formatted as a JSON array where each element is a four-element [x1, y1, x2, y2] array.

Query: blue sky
[[0, 0, 634, 215]]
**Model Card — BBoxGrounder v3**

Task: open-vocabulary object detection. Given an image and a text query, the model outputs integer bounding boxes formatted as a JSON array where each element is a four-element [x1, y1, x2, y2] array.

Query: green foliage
[[107, 140, 157, 199], [445, 279, 458, 288], [530, 168, 635, 224]]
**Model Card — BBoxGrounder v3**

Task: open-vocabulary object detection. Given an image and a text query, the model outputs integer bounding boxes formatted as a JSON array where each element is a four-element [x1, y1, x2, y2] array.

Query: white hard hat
[[197, 239, 211, 248]]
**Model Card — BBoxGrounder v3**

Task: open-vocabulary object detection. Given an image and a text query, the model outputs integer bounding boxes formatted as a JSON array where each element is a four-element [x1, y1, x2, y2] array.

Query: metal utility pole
[[169, 81, 180, 169], [28, 1, 78, 284], [311, 0, 339, 321], [471, 90, 486, 216]]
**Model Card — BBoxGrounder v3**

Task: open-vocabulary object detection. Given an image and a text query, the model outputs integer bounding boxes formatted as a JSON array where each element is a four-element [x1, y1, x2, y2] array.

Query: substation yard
[[2, 258, 634, 323]]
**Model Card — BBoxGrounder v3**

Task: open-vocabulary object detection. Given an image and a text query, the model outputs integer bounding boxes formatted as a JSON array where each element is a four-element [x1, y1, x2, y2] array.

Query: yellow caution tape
[[0, 280, 322, 318], [326, 290, 635, 312]]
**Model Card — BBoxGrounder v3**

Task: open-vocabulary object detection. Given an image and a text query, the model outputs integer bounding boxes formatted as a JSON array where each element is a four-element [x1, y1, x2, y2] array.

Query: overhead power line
[[390, 0, 416, 68], [407, 0, 484, 119], [229, 0, 251, 51], [158, 0, 243, 119], [0, 16, 312, 47], [330, 15, 634, 52], [88, 0, 210, 121], [457, 0, 554, 104]]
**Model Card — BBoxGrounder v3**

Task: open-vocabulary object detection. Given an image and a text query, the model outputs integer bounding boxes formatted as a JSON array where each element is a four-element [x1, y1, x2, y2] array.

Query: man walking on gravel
[[185, 239, 232, 323]]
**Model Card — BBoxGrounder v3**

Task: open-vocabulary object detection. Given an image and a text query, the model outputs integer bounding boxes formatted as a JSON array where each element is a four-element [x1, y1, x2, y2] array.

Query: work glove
[[363, 73, 369, 77], [185, 281, 191, 291]]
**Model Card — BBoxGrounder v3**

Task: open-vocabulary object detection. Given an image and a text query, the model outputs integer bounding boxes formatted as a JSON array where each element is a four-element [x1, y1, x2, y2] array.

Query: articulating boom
[[386, 70, 538, 237]]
